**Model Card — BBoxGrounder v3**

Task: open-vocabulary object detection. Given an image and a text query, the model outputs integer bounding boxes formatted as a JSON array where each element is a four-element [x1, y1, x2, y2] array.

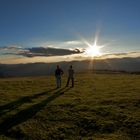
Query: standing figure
[[66, 65, 74, 87], [55, 65, 63, 88]]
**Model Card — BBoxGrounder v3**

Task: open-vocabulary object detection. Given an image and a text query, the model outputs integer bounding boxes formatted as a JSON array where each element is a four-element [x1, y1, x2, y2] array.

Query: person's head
[[70, 65, 72, 68], [57, 65, 59, 69]]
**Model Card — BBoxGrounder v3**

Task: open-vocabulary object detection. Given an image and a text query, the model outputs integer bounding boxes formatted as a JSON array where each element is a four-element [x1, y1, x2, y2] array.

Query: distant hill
[[0, 57, 140, 77]]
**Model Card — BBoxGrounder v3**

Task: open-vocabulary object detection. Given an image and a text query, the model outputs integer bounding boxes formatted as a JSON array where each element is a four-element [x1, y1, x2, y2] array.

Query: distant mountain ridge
[[0, 57, 140, 77]]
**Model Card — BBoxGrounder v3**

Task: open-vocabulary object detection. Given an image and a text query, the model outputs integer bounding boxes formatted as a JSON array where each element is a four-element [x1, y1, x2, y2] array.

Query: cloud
[[101, 51, 140, 59], [18, 47, 83, 57], [0, 40, 140, 65], [0, 45, 26, 56], [0, 45, 23, 50], [40, 40, 84, 49], [0, 40, 85, 58]]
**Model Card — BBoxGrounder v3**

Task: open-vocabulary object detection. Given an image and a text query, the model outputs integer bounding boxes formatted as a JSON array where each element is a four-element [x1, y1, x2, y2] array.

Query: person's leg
[[72, 78, 74, 87], [59, 77, 61, 87], [66, 77, 70, 87], [56, 76, 59, 88]]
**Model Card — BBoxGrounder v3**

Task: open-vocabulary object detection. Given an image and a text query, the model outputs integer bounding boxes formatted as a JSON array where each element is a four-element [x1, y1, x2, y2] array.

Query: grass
[[0, 72, 140, 140]]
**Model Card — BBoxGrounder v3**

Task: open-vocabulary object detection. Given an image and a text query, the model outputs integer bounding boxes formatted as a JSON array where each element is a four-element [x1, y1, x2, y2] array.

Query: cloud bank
[[0, 40, 140, 64], [18, 47, 83, 57], [0, 41, 84, 58]]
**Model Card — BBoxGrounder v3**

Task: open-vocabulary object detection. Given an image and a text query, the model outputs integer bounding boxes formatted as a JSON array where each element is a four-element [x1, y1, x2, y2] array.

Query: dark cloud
[[18, 47, 83, 57]]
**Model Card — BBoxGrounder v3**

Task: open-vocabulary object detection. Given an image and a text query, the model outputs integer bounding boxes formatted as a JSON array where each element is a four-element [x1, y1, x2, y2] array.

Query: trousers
[[56, 75, 61, 88], [66, 77, 74, 87]]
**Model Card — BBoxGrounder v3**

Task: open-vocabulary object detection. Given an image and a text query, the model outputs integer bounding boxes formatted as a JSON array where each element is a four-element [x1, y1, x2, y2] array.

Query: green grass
[[0, 72, 140, 140]]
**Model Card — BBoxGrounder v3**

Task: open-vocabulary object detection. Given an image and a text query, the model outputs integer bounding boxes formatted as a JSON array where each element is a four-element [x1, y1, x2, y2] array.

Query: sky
[[0, 0, 140, 64]]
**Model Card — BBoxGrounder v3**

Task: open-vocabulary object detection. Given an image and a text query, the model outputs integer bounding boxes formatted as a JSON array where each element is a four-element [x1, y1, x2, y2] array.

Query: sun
[[80, 33, 106, 57], [85, 43, 101, 57], [85, 41, 102, 57]]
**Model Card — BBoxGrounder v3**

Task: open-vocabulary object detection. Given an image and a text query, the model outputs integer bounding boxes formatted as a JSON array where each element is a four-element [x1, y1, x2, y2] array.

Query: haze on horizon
[[0, 0, 140, 64]]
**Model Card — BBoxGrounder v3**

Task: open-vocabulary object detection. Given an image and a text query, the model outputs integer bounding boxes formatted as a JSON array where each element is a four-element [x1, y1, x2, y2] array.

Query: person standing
[[66, 65, 74, 87], [55, 65, 63, 88]]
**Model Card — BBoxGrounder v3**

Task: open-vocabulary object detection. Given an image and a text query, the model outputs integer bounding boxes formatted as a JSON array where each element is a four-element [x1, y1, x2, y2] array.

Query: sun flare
[[85, 41, 102, 57]]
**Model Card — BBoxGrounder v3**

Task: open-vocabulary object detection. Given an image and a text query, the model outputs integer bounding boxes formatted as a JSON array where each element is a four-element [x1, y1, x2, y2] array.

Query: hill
[[0, 57, 140, 77], [0, 72, 140, 139]]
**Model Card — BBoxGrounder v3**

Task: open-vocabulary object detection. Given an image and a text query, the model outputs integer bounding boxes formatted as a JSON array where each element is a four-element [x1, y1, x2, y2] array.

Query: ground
[[0, 72, 140, 140]]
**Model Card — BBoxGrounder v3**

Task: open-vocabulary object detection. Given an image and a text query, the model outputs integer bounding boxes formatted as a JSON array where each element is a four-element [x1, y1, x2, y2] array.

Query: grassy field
[[0, 72, 140, 140]]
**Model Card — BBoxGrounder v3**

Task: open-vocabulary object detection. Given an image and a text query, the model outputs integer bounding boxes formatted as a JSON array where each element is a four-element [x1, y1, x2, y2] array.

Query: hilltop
[[0, 72, 140, 139]]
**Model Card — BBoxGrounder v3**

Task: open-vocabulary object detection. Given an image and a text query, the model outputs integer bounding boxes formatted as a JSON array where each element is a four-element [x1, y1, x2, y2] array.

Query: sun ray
[[84, 39, 103, 57], [78, 32, 106, 58]]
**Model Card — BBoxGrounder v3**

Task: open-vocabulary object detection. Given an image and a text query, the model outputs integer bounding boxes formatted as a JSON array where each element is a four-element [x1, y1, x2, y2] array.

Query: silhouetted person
[[55, 65, 63, 88], [66, 65, 74, 87]]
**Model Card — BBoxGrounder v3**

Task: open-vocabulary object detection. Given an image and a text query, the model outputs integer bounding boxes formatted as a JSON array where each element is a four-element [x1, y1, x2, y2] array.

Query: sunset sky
[[0, 0, 140, 64]]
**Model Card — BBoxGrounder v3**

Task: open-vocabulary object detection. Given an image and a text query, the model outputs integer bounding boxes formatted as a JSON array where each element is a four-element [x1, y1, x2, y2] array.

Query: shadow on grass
[[0, 88, 56, 116], [0, 87, 71, 136]]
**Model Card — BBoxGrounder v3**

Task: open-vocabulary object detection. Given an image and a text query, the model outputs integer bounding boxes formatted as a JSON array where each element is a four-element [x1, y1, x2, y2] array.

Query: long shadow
[[0, 88, 56, 116], [0, 87, 71, 136]]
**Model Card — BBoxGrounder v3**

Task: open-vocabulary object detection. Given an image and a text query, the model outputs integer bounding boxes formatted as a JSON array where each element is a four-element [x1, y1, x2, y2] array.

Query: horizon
[[0, 0, 140, 64]]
